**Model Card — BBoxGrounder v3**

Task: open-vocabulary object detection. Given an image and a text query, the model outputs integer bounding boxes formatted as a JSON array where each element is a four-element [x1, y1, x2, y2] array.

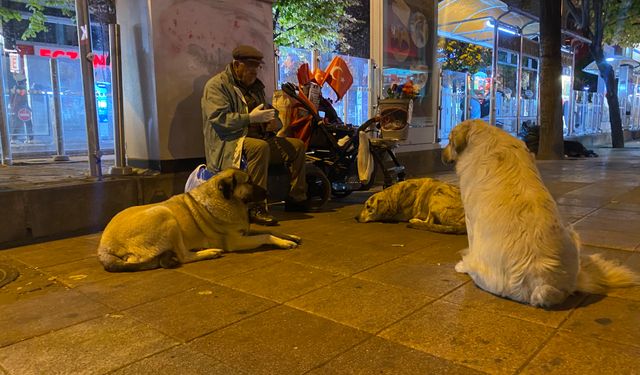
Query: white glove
[[249, 104, 275, 124]]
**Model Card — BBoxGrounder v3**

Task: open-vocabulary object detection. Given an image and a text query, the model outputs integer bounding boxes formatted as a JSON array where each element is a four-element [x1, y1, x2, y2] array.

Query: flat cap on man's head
[[232, 45, 264, 63]]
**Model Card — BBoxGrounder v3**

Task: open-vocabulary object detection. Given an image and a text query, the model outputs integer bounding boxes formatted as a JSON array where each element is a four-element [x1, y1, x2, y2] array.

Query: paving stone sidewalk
[[1, 144, 640, 374]]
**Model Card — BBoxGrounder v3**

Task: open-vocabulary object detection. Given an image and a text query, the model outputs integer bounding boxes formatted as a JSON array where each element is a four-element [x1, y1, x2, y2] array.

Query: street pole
[[0, 58, 11, 166], [490, 19, 499, 126], [516, 28, 524, 136], [108, 23, 132, 175], [568, 41, 577, 135], [0, 23, 9, 165], [50, 59, 69, 161], [75, 0, 102, 178]]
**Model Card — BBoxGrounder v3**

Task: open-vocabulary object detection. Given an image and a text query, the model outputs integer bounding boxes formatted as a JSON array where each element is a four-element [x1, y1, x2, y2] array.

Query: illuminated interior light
[[485, 20, 518, 35]]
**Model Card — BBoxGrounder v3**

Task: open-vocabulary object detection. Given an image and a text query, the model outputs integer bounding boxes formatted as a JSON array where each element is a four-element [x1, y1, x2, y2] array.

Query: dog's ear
[[453, 124, 469, 154], [452, 122, 472, 154], [217, 173, 237, 200], [366, 196, 379, 211]]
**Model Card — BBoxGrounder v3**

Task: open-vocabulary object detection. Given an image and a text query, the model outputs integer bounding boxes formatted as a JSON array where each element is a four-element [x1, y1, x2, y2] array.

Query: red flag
[[313, 67, 328, 86], [296, 63, 313, 85], [325, 57, 353, 100]]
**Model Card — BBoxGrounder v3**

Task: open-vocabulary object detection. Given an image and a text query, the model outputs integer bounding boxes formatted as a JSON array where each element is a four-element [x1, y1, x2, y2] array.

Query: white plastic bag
[[357, 131, 375, 183], [184, 164, 216, 192]]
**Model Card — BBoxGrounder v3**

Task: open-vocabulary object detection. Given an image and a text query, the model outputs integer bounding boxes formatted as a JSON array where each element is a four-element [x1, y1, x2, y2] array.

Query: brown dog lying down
[[98, 169, 301, 272], [356, 178, 466, 234]]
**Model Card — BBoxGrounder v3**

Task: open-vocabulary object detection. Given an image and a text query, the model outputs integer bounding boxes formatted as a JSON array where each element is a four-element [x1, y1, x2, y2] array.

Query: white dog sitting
[[442, 119, 639, 307]]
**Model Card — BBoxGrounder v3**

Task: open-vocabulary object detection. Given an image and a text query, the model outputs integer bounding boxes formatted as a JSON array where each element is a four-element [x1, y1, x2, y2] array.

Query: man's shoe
[[284, 198, 310, 212], [249, 206, 278, 226]]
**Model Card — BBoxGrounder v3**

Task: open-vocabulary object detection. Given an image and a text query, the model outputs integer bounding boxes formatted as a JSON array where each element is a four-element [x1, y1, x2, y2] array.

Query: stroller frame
[[282, 83, 405, 194]]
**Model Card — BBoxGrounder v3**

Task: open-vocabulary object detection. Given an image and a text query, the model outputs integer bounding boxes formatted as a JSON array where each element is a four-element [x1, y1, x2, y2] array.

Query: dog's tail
[[576, 253, 640, 294], [407, 220, 466, 235], [98, 249, 180, 273]]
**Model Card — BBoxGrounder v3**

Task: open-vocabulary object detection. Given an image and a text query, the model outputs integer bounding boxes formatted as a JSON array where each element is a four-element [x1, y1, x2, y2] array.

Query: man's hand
[[249, 104, 275, 124]]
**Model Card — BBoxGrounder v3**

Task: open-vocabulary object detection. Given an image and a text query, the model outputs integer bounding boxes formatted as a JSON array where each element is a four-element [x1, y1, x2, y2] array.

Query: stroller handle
[[283, 82, 380, 130], [357, 117, 380, 133], [281, 82, 322, 122]]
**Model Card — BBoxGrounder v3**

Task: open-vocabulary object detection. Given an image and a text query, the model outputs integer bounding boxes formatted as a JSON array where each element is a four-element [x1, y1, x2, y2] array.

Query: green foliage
[[0, 7, 23, 23], [0, 0, 113, 41], [437, 39, 491, 74], [600, 0, 640, 47], [1, 0, 73, 40], [273, 0, 359, 53]]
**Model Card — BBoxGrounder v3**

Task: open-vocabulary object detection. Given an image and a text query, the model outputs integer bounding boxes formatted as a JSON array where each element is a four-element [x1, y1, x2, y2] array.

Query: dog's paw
[[274, 238, 299, 249], [282, 234, 302, 244], [454, 260, 467, 273], [530, 285, 567, 307], [159, 251, 181, 269], [200, 249, 223, 258], [409, 218, 424, 225]]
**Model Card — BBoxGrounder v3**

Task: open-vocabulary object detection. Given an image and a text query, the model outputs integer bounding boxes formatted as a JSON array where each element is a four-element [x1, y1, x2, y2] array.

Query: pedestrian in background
[[9, 78, 34, 144]]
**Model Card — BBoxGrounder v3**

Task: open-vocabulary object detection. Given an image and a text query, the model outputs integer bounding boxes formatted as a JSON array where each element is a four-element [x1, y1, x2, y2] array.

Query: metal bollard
[[108, 23, 132, 175], [75, 0, 102, 178], [50, 59, 69, 162], [0, 45, 12, 165]]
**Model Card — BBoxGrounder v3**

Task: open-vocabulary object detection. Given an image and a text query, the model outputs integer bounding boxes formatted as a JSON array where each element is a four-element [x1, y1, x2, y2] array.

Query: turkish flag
[[313, 67, 329, 86], [297, 63, 313, 85], [325, 57, 353, 100]]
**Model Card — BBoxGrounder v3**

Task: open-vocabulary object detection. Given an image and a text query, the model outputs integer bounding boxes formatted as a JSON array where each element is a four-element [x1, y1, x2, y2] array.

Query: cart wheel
[[305, 164, 330, 210]]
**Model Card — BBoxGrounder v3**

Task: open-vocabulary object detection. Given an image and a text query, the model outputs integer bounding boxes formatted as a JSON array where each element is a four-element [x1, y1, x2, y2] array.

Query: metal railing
[[276, 46, 372, 127], [567, 91, 605, 136], [438, 78, 617, 140], [439, 69, 540, 140], [628, 93, 640, 130]]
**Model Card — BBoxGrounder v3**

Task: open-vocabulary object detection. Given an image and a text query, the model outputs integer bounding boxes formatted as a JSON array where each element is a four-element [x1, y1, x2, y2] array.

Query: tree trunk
[[606, 85, 625, 148], [596, 59, 625, 148], [537, 0, 564, 159], [588, 0, 625, 148]]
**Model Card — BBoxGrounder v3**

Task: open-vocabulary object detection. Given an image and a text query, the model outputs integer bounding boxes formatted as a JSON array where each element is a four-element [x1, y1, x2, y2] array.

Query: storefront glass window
[[277, 46, 312, 89], [1, 43, 113, 157], [496, 49, 518, 133], [277, 46, 371, 127], [383, 0, 437, 136], [521, 55, 539, 127], [318, 52, 370, 126]]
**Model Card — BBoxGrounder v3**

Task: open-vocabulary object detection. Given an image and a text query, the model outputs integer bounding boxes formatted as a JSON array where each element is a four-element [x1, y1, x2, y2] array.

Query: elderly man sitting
[[201, 45, 309, 225]]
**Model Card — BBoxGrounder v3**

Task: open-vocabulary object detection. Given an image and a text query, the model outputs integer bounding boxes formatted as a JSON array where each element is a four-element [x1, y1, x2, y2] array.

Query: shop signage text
[[38, 48, 108, 67], [15, 44, 108, 68]]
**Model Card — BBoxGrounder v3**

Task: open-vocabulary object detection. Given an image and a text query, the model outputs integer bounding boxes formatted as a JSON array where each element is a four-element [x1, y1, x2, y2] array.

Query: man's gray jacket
[[201, 64, 267, 172]]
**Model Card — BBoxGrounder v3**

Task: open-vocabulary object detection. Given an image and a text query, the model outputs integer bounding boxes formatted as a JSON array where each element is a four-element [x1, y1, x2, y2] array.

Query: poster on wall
[[155, 0, 275, 95], [383, 0, 436, 124], [151, 0, 275, 158]]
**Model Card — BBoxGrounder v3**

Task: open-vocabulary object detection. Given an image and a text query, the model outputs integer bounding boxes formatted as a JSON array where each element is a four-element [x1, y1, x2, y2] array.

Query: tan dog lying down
[[98, 169, 301, 272], [443, 119, 639, 307], [356, 178, 466, 234]]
